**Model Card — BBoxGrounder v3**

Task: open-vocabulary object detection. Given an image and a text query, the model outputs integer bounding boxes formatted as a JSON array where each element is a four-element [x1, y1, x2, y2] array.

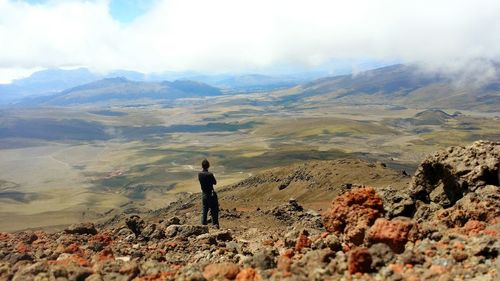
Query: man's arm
[[211, 173, 217, 185]]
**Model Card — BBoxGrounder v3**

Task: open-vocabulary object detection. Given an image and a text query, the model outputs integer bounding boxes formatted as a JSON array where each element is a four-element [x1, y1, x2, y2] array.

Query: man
[[198, 159, 219, 228]]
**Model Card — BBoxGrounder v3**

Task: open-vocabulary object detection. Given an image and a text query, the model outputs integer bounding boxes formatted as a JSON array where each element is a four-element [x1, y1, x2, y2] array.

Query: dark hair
[[202, 159, 210, 170]]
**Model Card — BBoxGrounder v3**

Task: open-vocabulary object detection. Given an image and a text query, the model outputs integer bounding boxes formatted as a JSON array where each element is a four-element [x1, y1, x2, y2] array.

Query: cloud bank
[[1, 0, 499, 82]]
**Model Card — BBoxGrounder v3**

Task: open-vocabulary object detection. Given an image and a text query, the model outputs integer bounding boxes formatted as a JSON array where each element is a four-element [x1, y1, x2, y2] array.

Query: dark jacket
[[198, 170, 217, 193]]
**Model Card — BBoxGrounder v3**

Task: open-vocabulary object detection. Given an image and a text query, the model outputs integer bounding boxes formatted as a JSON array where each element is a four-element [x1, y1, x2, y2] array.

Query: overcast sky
[[0, 0, 499, 83]]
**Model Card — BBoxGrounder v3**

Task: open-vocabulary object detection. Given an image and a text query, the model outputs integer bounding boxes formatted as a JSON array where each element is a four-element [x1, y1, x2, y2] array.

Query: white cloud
[[1, 0, 500, 82]]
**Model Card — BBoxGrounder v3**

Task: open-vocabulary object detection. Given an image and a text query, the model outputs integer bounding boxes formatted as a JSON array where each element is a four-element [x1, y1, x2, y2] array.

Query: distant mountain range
[[0, 68, 100, 103], [19, 77, 222, 106], [1, 64, 499, 110], [0, 68, 317, 104], [284, 64, 500, 111]]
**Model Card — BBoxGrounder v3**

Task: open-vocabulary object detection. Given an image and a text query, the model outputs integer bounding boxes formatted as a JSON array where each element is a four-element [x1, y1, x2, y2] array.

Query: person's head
[[201, 159, 210, 170]]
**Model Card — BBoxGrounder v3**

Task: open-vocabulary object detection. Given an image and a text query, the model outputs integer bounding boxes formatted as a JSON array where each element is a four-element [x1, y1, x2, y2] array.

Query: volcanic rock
[[322, 187, 385, 245], [165, 225, 209, 238], [252, 249, 277, 270], [203, 262, 240, 280], [294, 229, 311, 253], [270, 199, 323, 229], [377, 186, 415, 218], [410, 141, 499, 208], [125, 215, 145, 238], [323, 234, 342, 252], [435, 185, 500, 228], [162, 216, 182, 227], [366, 218, 418, 253], [64, 223, 98, 235], [369, 243, 395, 270], [1, 141, 499, 281], [235, 268, 259, 281], [348, 247, 372, 274]]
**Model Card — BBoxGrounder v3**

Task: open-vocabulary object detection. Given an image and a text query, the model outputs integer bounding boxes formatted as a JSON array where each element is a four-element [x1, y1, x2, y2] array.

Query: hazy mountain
[[0, 68, 317, 104], [208, 74, 300, 92], [288, 64, 500, 111], [0, 68, 101, 103], [21, 77, 222, 106], [149, 73, 313, 93], [5, 64, 499, 109]]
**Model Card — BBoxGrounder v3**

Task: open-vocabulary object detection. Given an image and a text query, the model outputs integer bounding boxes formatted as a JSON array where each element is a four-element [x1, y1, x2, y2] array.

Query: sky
[[0, 0, 499, 83]]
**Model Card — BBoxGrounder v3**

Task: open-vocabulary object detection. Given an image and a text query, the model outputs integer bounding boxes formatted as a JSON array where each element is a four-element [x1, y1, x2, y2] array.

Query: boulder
[[125, 215, 145, 238], [271, 199, 303, 222], [366, 218, 418, 253], [348, 247, 372, 274], [203, 262, 240, 280], [368, 243, 395, 270], [64, 223, 98, 235], [410, 141, 499, 208], [322, 187, 384, 245], [162, 216, 182, 227], [235, 268, 259, 281], [435, 185, 500, 228], [294, 229, 311, 252], [140, 223, 165, 240], [252, 249, 277, 270], [270, 199, 323, 229], [377, 186, 415, 218]]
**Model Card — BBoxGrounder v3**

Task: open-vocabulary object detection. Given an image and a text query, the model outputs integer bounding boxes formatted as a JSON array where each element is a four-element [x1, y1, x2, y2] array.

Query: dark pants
[[201, 191, 219, 226]]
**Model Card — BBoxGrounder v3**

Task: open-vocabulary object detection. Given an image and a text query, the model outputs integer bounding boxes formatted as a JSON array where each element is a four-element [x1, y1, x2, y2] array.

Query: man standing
[[198, 159, 219, 228]]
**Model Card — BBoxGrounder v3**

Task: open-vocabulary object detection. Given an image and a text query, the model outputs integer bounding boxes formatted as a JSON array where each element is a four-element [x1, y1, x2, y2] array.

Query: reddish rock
[[165, 242, 177, 249], [435, 186, 500, 228], [50, 254, 90, 267], [348, 247, 372, 274], [322, 187, 385, 245], [203, 262, 240, 280], [64, 243, 82, 254], [460, 220, 486, 235], [90, 232, 113, 246], [453, 241, 465, 250], [294, 229, 311, 252], [274, 239, 284, 248], [277, 255, 292, 272], [388, 263, 404, 274], [0, 232, 12, 241], [452, 250, 468, 262], [367, 218, 417, 253], [342, 243, 350, 252], [261, 239, 274, 246], [94, 247, 114, 262], [235, 268, 259, 281], [282, 249, 294, 259], [15, 242, 28, 253], [430, 265, 447, 274]]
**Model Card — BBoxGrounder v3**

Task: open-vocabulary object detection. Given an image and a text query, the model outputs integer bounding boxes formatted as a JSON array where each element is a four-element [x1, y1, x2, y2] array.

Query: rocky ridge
[[0, 141, 498, 280]]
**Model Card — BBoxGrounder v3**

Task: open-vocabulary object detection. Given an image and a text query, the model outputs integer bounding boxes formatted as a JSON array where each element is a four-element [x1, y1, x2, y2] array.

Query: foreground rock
[[366, 218, 417, 253], [410, 140, 499, 209], [0, 141, 498, 280], [322, 187, 384, 245]]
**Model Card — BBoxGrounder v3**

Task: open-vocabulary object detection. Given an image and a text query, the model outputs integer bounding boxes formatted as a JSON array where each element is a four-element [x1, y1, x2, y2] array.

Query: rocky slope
[[0, 141, 498, 280]]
